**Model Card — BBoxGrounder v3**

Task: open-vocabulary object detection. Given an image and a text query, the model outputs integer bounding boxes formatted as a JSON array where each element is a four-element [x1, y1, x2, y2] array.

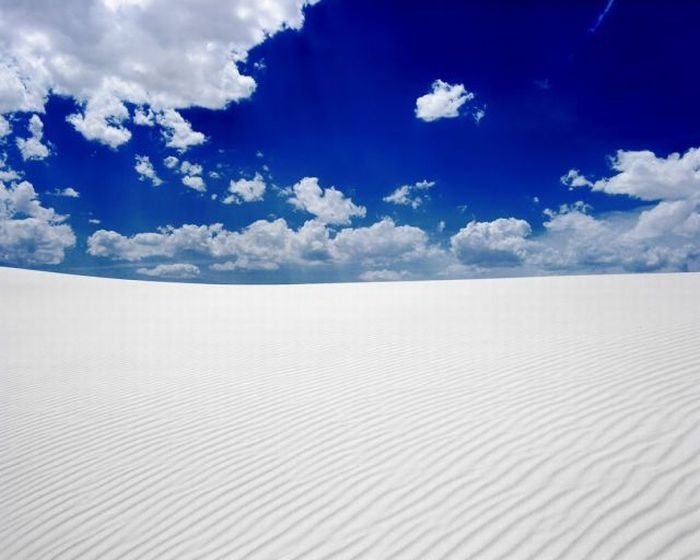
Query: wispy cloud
[[590, 0, 616, 33]]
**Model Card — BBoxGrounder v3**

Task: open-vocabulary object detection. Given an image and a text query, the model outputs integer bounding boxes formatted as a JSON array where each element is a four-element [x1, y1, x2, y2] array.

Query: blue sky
[[1, 0, 699, 282]]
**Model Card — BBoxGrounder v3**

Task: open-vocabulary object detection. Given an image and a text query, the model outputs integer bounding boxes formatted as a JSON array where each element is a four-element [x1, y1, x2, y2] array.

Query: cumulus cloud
[[332, 218, 433, 267], [163, 156, 179, 169], [88, 224, 216, 261], [179, 160, 206, 191], [210, 259, 280, 272], [48, 187, 80, 198], [359, 269, 410, 282], [0, 158, 21, 183], [450, 218, 532, 267], [532, 204, 622, 270], [630, 200, 697, 240], [182, 175, 206, 192], [287, 177, 366, 225], [89, 219, 328, 270], [0, 0, 320, 146], [224, 173, 266, 204], [66, 90, 132, 148], [533, 207, 699, 274], [549, 147, 700, 272], [415, 80, 479, 122], [134, 155, 163, 187], [180, 161, 203, 176], [565, 147, 700, 201], [136, 263, 200, 278], [87, 215, 444, 276], [383, 179, 435, 209], [207, 219, 328, 271], [16, 115, 50, 161], [0, 115, 10, 139], [84, 145, 700, 279], [156, 109, 206, 152], [133, 106, 155, 126], [0, 180, 76, 264], [560, 169, 593, 189], [61, 187, 80, 198]]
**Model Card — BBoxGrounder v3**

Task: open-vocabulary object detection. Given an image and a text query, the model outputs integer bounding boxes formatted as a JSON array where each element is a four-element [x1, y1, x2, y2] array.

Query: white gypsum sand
[[1, 267, 700, 559]]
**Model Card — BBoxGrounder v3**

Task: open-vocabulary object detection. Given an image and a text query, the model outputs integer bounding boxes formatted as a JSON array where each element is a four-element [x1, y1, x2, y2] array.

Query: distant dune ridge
[[2, 268, 700, 559]]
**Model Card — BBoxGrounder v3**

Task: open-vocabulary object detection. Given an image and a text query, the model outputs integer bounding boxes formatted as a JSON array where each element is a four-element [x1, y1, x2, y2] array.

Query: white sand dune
[[1, 267, 700, 559]]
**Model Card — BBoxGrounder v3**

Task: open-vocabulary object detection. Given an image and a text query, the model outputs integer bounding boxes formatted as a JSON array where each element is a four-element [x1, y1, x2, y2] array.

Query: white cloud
[[171, 156, 207, 192], [533, 205, 620, 270], [385, 186, 412, 206], [210, 259, 279, 272], [0, 56, 47, 113], [630, 200, 696, 240], [49, 187, 80, 198], [228, 219, 330, 269], [224, 173, 266, 204], [88, 219, 327, 269], [133, 106, 155, 126], [566, 147, 700, 201], [134, 155, 163, 187], [180, 161, 203, 177], [16, 115, 50, 161], [533, 204, 699, 274], [182, 175, 206, 192], [548, 147, 700, 271], [178, 160, 206, 191], [0, 115, 11, 139], [0, 180, 75, 264], [534, 207, 643, 271], [136, 263, 200, 278], [88, 224, 216, 261], [331, 218, 436, 268], [415, 80, 475, 122], [358, 269, 410, 282], [66, 90, 132, 148], [0, 0, 320, 145], [383, 179, 435, 209], [82, 144, 700, 278], [560, 169, 593, 189], [450, 218, 532, 267], [157, 109, 206, 152], [542, 200, 592, 219], [219, 218, 331, 270], [87, 215, 446, 277], [0, 157, 21, 182], [89, 218, 101, 225], [288, 177, 366, 225]]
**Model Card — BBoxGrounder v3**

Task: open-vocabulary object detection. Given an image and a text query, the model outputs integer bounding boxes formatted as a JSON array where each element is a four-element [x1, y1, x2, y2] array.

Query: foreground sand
[[1, 268, 699, 559]]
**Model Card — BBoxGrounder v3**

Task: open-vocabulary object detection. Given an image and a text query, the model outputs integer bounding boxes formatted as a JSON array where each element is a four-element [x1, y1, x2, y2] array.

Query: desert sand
[[1, 267, 699, 559]]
